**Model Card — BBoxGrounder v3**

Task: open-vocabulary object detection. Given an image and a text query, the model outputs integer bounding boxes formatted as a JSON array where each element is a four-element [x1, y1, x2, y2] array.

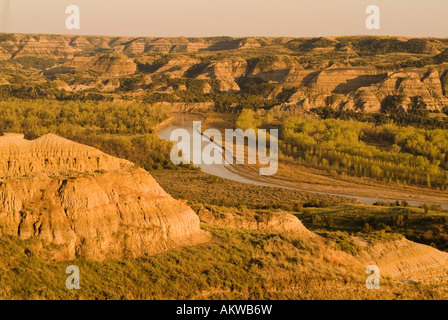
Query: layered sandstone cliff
[[0, 133, 207, 261], [44, 53, 137, 77], [355, 236, 448, 280], [2, 34, 448, 112], [343, 69, 448, 112]]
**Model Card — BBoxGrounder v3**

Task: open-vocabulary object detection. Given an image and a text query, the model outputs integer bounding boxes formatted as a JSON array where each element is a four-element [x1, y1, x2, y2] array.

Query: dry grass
[[151, 167, 354, 211], [2, 223, 448, 300]]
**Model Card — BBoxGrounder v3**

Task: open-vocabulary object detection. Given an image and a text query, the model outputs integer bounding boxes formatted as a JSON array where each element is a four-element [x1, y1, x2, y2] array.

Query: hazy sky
[[0, 0, 447, 37]]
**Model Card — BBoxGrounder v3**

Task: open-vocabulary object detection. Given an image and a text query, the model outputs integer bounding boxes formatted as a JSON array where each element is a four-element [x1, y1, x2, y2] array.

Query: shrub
[[311, 214, 322, 225], [362, 223, 371, 233]]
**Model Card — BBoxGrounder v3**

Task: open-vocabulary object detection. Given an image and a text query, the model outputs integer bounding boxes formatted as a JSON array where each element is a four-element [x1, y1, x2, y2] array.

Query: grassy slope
[[2, 224, 448, 300], [2, 168, 448, 299]]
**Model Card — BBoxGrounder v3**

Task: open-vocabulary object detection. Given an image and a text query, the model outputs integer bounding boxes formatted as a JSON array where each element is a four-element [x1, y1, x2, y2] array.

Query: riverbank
[[156, 112, 448, 209]]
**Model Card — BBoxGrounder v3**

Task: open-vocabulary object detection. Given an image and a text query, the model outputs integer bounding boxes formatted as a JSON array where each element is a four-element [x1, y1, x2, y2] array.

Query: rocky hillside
[[355, 236, 448, 280], [0, 133, 207, 260], [197, 207, 318, 239], [196, 205, 448, 281], [1, 34, 447, 113]]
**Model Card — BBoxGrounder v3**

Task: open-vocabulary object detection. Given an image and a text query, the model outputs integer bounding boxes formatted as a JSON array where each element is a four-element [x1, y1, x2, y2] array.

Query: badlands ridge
[[0, 133, 207, 260]]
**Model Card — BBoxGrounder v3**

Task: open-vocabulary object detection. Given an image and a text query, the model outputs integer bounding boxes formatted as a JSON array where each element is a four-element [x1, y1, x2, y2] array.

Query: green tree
[[421, 204, 430, 214], [325, 215, 335, 228], [362, 223, 371, 233], [311, 214, 322, 225], [380, 95, 404, 115]]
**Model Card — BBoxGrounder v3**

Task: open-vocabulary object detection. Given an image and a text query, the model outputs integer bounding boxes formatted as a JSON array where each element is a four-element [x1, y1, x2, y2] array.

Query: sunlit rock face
[[0, 133, 207, 261]]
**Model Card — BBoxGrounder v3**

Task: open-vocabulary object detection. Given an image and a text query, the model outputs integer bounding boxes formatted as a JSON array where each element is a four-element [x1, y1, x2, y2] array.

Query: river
[[157, 114, 448, 209]]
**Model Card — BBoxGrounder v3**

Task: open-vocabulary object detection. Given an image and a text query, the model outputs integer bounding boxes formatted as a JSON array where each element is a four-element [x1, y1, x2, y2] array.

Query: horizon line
[[2, 32, 448, 40]]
